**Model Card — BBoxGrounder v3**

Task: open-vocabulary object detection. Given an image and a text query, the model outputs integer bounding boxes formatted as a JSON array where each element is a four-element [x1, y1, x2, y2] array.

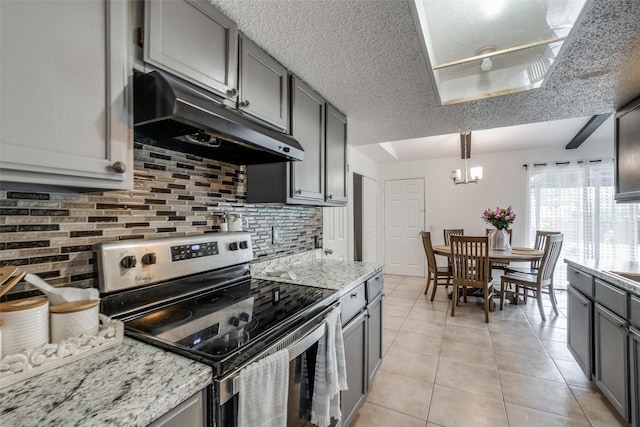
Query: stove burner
[[197, 329, 250, 355], [141, 308, 193, 328], [194, 294, 235, 306], [243, 317, 258, 333]]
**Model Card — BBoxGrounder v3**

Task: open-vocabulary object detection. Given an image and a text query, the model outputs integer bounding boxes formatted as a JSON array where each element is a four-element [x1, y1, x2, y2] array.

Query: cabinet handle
[[227, 88, 238, 97], [327, 194, 333, 200], [295, 189, 302, 195], [112, 161, 127, 174], [240, 100, 250, 108], [350, 293, 358, 298]]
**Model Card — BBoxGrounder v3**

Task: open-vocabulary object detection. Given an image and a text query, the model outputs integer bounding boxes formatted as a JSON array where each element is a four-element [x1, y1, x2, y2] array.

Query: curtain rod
[[522, 159, 604, 169]]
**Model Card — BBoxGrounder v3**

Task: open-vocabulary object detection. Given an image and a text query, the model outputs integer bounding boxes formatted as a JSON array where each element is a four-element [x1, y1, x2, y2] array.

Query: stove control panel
[[94, 232, 253, 293], [170, 241, 218, 262]]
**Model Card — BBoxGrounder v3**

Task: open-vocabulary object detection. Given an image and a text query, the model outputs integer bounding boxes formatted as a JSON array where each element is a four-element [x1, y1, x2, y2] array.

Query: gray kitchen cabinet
[[631, 326, 640, 427], [365, 272, 384, 388], [238, 35, 289, 131], [148, 389, 207, 427], [246, 76, 348, 206], [290, 76, 326, 202], [325, 104, 348, 204], [567, 286, 593, 378], [341, 310, 367, 427], [144, 0, 238, 106], [594, 302, 630, 421], [0, 0, 133, 191]]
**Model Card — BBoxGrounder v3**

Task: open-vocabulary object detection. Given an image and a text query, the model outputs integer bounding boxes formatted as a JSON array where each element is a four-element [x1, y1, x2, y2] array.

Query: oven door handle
[[230, 322, 326, 395]]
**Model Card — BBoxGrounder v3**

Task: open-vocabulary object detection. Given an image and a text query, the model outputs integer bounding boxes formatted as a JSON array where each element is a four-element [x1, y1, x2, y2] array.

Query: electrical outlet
[[272, 226, 283, 244]]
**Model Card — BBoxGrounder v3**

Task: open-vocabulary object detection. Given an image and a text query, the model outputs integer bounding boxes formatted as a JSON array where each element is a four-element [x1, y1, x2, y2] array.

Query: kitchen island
[[0, 337, 212, 427]]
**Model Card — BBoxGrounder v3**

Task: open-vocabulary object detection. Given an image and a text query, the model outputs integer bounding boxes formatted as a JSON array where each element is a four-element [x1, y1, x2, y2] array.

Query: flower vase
[[490, 229, 509, 251]]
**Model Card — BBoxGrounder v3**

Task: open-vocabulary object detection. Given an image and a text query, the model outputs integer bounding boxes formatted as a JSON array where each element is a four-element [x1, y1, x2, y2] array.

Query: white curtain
[[527, 160, 639, 288]]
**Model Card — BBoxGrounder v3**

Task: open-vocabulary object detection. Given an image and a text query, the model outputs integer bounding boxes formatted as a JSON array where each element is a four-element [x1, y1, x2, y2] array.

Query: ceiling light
[[480, 57, 492, 72], [451, 132, 482, 185]]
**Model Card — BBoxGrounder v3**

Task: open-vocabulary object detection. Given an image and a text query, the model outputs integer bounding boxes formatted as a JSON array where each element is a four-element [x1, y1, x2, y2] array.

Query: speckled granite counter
[[0, 337, 212, 427], [252, 256, 384, 296], [565, 258, 640, 297]]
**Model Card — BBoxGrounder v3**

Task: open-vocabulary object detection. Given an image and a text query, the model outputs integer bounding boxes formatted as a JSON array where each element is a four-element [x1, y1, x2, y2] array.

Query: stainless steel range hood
[[134, 71, 304, 164]]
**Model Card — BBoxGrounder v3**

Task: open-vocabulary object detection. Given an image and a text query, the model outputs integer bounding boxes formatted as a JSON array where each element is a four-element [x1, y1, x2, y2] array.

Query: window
[[528, 160, 639, 288]]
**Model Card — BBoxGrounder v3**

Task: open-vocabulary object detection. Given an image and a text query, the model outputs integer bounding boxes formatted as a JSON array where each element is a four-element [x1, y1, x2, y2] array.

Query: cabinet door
[[145, 0, 238, 104], [325, 104, 348, 204], [341, 311, 366, 427], [238, 35, 288, 131], [148, 389, 206, 427], [290, 76, 325, 202], [567, 286, 592, 379], [631, 327, 640, 427], [0, 0, 132, 190], [366, 295, 383, 389], [594, 303, 630, 421]]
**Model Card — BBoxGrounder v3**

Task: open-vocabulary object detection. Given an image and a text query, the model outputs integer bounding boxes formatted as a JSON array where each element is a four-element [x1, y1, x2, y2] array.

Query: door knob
[[324, 248, 333, 255]]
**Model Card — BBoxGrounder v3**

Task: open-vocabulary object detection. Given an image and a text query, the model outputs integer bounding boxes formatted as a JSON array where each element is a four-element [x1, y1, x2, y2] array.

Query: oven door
[[215, 305, 336, 427]]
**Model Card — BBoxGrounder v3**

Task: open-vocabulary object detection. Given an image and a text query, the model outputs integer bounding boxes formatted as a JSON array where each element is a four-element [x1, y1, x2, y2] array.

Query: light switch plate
[[272, 226, 283, 244]]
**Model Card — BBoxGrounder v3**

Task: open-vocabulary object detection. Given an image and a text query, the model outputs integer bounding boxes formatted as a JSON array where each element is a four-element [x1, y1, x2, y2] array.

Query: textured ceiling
[[209, 0, 640, 149]]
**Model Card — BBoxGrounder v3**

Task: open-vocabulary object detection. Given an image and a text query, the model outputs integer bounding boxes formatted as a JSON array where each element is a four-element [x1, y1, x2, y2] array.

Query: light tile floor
[[351, 274, 630, 427]]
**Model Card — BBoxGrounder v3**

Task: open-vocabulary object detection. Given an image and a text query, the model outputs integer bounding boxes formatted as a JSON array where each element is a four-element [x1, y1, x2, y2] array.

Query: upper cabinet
[[0, 0, 133, 191], [238, 35, 289, 132], [144, 0, 238, 106], [246, 77, 347, 206], [290, 76, 326, 202], [325, 104, 348, 204]]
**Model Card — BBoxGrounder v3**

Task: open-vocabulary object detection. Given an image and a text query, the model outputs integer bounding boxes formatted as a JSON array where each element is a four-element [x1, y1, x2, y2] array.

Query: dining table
[[432, 244, 543, 305], [432, 245, 543, 263]]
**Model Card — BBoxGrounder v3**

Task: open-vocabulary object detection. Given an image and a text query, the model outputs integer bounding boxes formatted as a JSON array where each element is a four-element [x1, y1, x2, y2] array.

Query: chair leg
[[483, 285, 490, 323], [536, 289, 546, 322], [451, 285, 457, 317], [499, 279, 505, 310], [548, 283, 559, 315], [430, 275, 439, 302], [424, 272, 432, 295]]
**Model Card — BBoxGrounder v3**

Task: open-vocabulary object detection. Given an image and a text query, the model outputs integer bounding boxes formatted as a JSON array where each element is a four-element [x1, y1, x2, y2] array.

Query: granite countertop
[[252, 257, 384, 296], [565, 258, 640, 297], [0, 337, 212, 427]]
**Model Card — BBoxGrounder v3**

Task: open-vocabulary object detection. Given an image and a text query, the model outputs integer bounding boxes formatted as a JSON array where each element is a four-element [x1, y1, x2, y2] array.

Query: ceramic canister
[[49, 299, 100, 343], [0, 296, 49, 355]]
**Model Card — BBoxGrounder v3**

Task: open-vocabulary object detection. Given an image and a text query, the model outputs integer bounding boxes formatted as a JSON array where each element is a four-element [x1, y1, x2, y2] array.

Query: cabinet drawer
[[341, 283, 366, 325], [366, 273, 383, 303], [595, 279, 627, 318], [567, 266, 593, 298], [630, 295, 640, 328]]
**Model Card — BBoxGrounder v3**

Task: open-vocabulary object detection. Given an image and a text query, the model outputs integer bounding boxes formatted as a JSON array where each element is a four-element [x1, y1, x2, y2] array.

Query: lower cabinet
[[341, 310, 367, 427], [631, 326, 640, 427], [594, 303, 630, 420], [366, 294, 383, 388], [567, 286, 593, 378], [148, 388, 208, 427]]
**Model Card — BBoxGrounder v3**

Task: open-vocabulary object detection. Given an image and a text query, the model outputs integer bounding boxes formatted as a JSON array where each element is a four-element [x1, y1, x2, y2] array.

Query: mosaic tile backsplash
[[0, 143, 322, 294]]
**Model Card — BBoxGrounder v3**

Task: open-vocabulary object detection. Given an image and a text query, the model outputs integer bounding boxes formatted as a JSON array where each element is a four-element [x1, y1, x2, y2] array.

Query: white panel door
[[384, 179, 425, 276], [362, 176, 378, 263], [323, 206, 348, 260]]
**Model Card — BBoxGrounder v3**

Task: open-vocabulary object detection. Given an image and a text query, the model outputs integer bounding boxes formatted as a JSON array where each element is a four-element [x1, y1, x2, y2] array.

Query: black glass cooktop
[[123, 278, 336, 373]]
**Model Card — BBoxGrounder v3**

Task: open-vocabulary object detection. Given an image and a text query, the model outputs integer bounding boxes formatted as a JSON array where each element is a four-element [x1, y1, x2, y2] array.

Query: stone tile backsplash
[[0, 143, 322, 292]]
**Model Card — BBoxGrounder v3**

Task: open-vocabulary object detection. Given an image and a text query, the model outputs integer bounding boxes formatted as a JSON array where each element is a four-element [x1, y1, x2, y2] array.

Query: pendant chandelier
[[451, 131, 483, 185]]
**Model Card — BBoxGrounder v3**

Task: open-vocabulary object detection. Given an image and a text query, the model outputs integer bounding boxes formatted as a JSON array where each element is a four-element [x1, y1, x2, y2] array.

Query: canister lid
[[49, 299, 100, 314], [0, 296, 48, 312]]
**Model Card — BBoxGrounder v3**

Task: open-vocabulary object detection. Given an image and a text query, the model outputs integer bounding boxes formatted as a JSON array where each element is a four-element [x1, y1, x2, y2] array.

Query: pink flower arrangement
[[482, 206, 516, 230]]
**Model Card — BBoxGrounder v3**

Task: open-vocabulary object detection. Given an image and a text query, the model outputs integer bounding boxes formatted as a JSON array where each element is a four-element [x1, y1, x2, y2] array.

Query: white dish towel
[[238, 348, 289, 427], [311, 307, 348, 427]]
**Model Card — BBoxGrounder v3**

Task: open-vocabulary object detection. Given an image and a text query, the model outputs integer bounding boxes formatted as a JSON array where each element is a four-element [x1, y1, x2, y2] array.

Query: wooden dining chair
[[506, 230, 560, 275], [450, 235, 493, 323], [420, 231, 453, 301], [499, 233, 563, 321], [443, 229, 464, 276]]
